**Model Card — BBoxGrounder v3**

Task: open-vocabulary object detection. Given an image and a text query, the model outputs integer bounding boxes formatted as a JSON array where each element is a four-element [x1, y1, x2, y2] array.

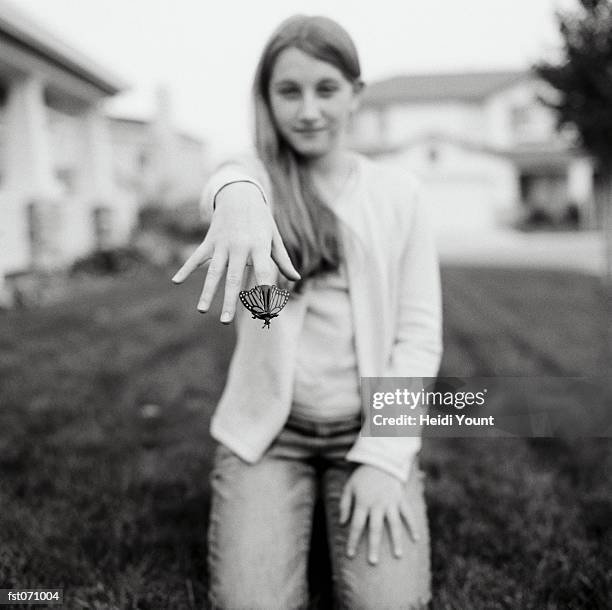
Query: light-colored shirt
[[291, 259, 362, 421], [199, 150, 443, 482]]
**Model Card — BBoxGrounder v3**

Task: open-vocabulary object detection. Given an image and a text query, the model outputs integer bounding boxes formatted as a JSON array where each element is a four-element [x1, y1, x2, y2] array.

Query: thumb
[[339, 483, 353, 525], [271, 224, 301, 281]]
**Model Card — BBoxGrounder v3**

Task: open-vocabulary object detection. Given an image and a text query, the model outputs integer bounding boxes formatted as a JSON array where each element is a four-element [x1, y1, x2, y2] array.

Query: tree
[[534, 0, 612, 284]]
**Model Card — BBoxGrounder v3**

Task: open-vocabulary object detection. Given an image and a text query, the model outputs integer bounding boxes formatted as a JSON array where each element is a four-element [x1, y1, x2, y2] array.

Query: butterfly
[[239, 284, 290, 329]]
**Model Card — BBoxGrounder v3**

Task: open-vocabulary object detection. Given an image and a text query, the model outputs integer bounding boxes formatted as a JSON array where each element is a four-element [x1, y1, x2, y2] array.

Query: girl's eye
[[276, 86, 337, 98], [318, 87, 337, 97], [279, 89, 300, 97]]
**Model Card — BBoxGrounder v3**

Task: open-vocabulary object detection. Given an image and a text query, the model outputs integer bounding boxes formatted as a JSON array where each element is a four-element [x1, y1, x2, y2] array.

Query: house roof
[[109, 115, 204, 146], [502, 142, 582, 170], [353, 131, 508, 158], [0, 0, 127, 94], [361, 69, 529, 106], [353, 132, 582, 169]]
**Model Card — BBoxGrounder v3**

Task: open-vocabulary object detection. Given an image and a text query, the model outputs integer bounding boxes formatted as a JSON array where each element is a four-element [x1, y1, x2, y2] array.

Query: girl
[[172, 14, 443, 610]]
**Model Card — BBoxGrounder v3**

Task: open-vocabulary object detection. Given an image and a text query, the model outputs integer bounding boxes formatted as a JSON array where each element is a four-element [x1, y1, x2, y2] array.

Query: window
[[138, 150, 148, 171], [510, 105, 531, 134], [56, 167, 75, 195], [93, 206, 114, 250]]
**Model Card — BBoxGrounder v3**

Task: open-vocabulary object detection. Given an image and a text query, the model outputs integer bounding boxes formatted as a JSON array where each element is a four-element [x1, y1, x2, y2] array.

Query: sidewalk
[[436, 229, 606, 276]]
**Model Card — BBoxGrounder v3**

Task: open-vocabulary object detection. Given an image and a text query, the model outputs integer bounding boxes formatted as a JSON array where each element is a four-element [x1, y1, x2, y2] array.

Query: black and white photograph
[[0, 0, 610, 608]]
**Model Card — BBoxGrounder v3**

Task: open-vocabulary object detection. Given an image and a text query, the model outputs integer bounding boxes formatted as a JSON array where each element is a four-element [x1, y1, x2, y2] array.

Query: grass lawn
[[0, 264, 610, 609]]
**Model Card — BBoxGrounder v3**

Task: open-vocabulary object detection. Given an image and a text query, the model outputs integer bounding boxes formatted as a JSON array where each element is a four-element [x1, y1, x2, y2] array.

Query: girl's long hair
[[252, 15, 363, 294]]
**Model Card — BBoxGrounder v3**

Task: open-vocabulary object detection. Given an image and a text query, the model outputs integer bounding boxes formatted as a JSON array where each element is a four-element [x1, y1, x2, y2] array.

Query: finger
[[220, 248, 248, 323], [386, 508, 404, 559], [339, 484, 353, 525], [367, 508, 384, 565], [346, 506, 367, 559], [251, 248, 277, 286], [172, 240, 213, 284], [270, 224, 301, 281], [197, 248, 227, 312], [399, 499, 420, 543]]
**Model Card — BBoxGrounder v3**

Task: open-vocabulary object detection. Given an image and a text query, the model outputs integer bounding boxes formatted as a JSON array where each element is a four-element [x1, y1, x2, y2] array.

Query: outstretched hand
[[171, 182, 301, 324]]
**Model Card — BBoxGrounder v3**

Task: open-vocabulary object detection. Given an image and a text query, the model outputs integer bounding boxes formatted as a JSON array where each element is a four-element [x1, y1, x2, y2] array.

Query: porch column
[[4, 74, 58, 195], [568, 156, 596, 229], [4, 73, 62, 269], [82, 101, 115, 249]]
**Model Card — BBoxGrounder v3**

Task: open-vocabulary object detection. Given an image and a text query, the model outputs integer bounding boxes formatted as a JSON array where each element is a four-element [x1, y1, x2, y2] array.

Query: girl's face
[[268, 46, 361, 159]]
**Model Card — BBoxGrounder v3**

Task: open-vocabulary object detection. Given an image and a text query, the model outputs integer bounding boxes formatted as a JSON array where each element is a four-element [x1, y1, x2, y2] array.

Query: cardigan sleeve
[[199, 151, 271, 226], [381, 177, 443, 379], [345, 181, 443, 483]]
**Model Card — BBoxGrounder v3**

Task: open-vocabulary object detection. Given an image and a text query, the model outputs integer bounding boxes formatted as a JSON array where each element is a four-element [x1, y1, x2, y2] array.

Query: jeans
[[207, 411, 432, 610]]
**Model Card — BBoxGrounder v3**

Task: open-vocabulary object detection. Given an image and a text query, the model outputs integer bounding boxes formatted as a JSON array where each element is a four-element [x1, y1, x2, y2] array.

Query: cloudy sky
[[18, 0, 574, 161]]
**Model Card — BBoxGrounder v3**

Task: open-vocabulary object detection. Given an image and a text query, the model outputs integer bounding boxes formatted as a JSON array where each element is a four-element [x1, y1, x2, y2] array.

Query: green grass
[[0, 265, 610, 609]]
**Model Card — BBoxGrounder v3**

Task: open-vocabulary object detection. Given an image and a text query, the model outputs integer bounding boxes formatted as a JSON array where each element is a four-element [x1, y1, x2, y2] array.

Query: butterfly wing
[[239, 286, 268, 319], [268, 286, 290, 316]]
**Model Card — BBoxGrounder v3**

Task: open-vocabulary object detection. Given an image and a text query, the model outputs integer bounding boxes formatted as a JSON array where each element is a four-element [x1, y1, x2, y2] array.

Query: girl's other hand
[[170, 182, 301, 324], [339, 464, 420, 565]]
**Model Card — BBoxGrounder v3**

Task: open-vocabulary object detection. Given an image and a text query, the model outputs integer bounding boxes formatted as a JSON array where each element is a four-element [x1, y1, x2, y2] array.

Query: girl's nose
[[298, 92, 322, 121]]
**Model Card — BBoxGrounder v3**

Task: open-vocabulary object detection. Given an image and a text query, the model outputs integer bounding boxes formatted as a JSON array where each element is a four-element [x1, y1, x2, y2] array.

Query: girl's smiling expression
[[268, 47, 361, 159]]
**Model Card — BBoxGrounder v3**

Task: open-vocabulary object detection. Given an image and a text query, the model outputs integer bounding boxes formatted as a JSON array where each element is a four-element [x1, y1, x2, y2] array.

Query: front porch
[[0, 9, 125, 305]]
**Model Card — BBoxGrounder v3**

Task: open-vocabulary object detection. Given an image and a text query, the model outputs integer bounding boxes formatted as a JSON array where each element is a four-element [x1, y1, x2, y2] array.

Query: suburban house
[[0, 1, 206, 305], [109, 88, 207, 212], [348, 70, 597, 234]]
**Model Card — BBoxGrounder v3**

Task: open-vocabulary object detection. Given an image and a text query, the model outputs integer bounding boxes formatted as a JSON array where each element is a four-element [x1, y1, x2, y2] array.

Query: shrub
[[70, 247, 149, 276], [137, 200, 207, 242]]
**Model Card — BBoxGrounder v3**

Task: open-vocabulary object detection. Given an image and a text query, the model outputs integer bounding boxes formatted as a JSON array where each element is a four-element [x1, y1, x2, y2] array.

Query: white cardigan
[[199, 151, 443, 482]]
